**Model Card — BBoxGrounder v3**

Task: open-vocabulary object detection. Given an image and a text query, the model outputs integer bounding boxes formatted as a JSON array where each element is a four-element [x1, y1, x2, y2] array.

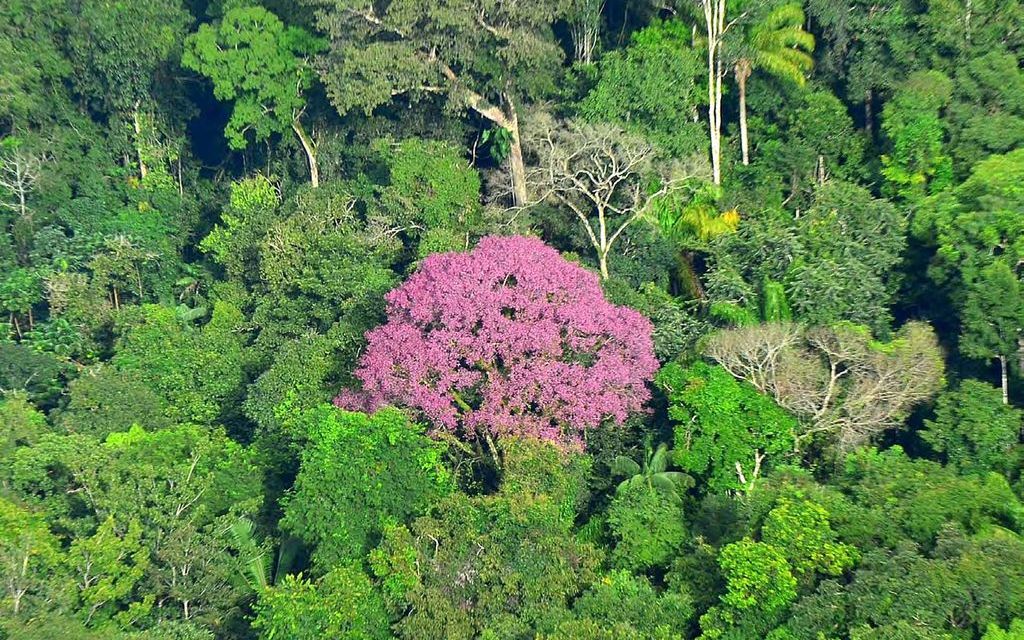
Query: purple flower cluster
[[336, 235, 658, 448]]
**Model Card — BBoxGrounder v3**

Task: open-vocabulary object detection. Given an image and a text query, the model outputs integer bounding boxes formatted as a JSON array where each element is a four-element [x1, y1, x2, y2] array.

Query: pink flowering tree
[[336, 235, 658, 449]]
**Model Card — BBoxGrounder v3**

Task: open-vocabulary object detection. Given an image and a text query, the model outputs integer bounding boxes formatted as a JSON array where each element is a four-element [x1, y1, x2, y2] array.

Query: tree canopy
[[2, 1, 1024, 638]]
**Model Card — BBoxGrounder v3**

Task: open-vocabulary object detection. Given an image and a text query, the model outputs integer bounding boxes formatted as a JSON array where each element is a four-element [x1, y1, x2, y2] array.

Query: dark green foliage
[[922, 381, 1022, 474], [252, 565, 391, 640], [947, 52, 1024, 177], [578, 20, 707, 157], [658, 362, 797, 492], [281, 406, 452, 568], [0, 343, 63, 406], [604, 280, 709, 362], [838, 447, 1023, 548], [373, 495, 600, 639], [607, 481, 688, 571], [708, 181, 907, 334], [370, 441, 601, 639], [553, 570, 694, 639], [56, 365, 172, 438], [757, 90, 866, 205], [4, 0, 1024, 637], [785, 182, 907, 332]]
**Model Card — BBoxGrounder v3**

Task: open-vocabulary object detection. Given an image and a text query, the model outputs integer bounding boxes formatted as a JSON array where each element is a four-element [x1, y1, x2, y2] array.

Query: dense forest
[[1, 0, 1023, 638]]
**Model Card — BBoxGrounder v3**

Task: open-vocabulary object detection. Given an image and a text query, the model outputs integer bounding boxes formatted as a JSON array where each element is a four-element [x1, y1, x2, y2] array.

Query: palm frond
[[229, 517, 270, 592], [649, 443, 672, 474], [659, 471, 695, 490], [611, 455, 642, 477], [746, 2, 815, 85], [648, 475, 685, 503]]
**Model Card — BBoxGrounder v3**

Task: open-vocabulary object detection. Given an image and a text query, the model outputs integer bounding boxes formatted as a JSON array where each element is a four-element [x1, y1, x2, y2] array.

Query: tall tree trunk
[[506, 107, 528, 207], [676, 251, 704, 299], [598, 251, 610, 280], [737, 60, 751, 165], [439, 63, 528, 206], [132, 102, 148, 180], [999, 354, 1009, 405], [702, 0, 726, 185], [291, 119, 320, 188], [864, 89, 873, 138]]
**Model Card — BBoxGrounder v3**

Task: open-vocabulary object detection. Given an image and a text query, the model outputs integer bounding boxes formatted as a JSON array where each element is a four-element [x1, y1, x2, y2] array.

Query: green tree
[[56, 365, 172, 439], [368, 138, 483, 257], [913, 149, 1024, 391], [111, 302, 247, 425], [0, 342, 63, 406], [199, 175, 281, 283], [699, 538, 798, 639], [787, 181, 907, 332], [805, 0, 920, 137], [0, 267, 42, 338], [551, 570, 694, 639], [947, 51, 1024, 177], [304, 0, 567, 205], [369, 443, 600, 639], [578, 20, 708, 158], [243, 183, 396, 363], [922, 380, 1022, 473], [252, 566, 391, 640], [839, 446, 1022, 547], [959, 261, 1024, 404], [281, 406, 452, 569], [0, 392, 48, 489], [63, 0, 190, 178], [606, 481, 689, 571], [706, 181, 904, 334], [182, 6, 325, 186], [880, 70, 954, 203], [761, 497, 857, 584], [65, 517, 150, 628], [658, 361, 797, 492], [12, 424, 263, 626], [760, 90, 865, 207], [984, 620, 1024, 640], [0, 496, 61, 617], [0, 0, 69, 123], [732, 3, 814, 166]]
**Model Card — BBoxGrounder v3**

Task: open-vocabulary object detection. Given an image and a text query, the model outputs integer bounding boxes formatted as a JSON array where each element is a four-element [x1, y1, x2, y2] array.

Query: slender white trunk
[[999, 354, 1009, 405], [291, 119, 319, 188], [703, 0, 726, 185], [737, 61, 750, 165], [132, 103, 148, 180]]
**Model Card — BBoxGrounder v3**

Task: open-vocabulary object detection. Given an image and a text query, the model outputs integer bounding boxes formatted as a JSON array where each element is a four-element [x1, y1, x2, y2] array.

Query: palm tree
[[229, 517, 301, 593], [611, 442, 694, 502], [735, 3, 814, 165], [646, 183, 739, 297]]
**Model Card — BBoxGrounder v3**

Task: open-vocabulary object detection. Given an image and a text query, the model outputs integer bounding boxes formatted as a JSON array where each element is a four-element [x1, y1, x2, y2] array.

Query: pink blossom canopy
[[336, 235, 658, 448]]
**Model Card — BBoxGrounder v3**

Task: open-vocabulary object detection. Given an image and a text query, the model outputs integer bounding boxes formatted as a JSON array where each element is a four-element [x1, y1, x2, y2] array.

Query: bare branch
[[706, 322, 943, 453], [516, 114, 706, 278]]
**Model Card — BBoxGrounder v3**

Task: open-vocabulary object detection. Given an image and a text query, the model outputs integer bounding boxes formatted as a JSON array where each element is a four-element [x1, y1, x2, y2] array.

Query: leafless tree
[[520, 115, 708, 279], [0, 140, 45, 222], [706, 321, 944, 453], [704, 322, 802, 394], [567, 0, 604, 64]]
